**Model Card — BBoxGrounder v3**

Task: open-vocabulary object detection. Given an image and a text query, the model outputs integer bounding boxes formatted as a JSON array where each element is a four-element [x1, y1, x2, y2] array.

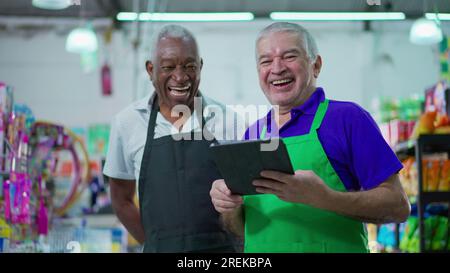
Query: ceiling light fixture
[[270, 12, 406, 21], [409, 17, 443, 45], [116, 12, 255, 22], [425, 13, 450, 21], [32, 0, 72, 10], [65, 26, 98, 54]]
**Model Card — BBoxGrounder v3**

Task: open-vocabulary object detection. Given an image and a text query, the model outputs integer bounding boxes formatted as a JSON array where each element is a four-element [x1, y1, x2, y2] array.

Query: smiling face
[[256, 31, 322, 112], [146, 36, 202, 111]]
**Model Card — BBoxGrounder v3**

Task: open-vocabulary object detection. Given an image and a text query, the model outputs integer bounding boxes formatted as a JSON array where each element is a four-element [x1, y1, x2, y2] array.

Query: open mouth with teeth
[[168, 84, 191, 97], [271, 78, 294, 88]]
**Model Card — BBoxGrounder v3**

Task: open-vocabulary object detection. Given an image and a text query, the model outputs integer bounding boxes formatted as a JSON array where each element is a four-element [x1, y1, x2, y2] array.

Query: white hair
[[256, 22, 319, 62], [150, 24, 199, 62]]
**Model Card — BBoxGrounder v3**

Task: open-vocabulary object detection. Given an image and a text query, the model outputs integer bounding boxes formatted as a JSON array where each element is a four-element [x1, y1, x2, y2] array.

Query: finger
[[210, 188, 243, 203], [227, 194, 243, 202], [212, 193, 243, 203], [253, 179, 284, 192], [213, 199, 242, 209], [255, 186, 282, 195], [215, 181, 243, 201], [260, 170, 291, 183], [214, 180, 232, 196]]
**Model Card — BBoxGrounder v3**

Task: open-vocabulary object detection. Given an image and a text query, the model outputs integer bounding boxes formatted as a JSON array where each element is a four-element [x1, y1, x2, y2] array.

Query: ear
[[313, 55, 322, 78], [145, 61, 154, 80], [200, 58, 203, 71]]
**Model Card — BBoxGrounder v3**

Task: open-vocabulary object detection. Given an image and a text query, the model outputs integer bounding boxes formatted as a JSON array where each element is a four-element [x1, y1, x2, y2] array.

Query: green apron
[[244, 99, 369, 253]]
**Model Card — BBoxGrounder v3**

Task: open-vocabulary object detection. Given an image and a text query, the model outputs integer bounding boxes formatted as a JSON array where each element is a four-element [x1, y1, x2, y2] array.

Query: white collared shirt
[[103, 92, 246, 182]]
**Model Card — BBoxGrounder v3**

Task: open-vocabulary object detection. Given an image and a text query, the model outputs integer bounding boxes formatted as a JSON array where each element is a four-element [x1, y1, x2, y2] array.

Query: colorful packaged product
[[438, 160, 450, 191], [431, 217, 448, 250], [400, 216, 418, 252], [424, 216, 439, 250], [427, 160, 441, 191], [422, 160, 429, 191]]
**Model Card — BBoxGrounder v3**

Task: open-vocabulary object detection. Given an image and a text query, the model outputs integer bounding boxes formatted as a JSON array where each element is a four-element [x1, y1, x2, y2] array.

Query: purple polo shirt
[[244, 87, 403, 191]]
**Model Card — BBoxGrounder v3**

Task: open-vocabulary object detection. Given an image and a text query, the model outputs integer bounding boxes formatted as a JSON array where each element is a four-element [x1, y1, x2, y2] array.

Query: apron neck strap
[[259, 98, 329, 140], [309, 99, 329, 134], [148, 95, 159, 142], [260, 124, 268, 140]]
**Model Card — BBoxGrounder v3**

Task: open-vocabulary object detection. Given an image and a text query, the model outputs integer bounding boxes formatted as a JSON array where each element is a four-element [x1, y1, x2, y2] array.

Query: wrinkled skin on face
[[256, 31, 322, 113], [146, 36, 203, 116]]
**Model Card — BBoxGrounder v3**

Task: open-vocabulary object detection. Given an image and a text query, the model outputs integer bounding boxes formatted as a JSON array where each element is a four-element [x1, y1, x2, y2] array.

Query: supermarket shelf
[[393, 134, 450, 253], [394, 134, 450, 155], [424, 249, 450, 253], [56, 214, 121, 228], [420, 192, 450, 204], [417, 134, 450, 153], [416, 134, 450, 254]]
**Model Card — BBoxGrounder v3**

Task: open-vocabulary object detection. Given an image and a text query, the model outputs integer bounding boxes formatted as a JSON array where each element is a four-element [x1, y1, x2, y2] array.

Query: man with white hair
[[210, 22, 410, 253], [104, 25, 243, 252]]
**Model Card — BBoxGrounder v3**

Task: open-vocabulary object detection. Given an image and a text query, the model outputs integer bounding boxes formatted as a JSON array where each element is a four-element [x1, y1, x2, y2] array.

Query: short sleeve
[[103, 115, 136, 180], [346, 106, 403, 190]]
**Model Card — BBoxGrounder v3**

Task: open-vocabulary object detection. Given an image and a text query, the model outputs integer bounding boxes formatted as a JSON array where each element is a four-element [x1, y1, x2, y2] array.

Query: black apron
[[138, 95, 235, 253]]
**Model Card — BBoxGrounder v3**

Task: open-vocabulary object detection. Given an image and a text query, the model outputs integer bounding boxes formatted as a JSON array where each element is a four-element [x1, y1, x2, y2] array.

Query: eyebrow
[[159, 57, 198, 63], [283, 49, 301, 55], [258, 48, 302, 61]]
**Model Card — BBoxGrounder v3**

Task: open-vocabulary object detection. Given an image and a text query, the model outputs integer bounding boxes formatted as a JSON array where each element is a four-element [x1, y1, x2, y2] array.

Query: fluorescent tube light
[[116, 12, 254, 22], [425, 13, 450, 21], [270, 12, 406, 21]]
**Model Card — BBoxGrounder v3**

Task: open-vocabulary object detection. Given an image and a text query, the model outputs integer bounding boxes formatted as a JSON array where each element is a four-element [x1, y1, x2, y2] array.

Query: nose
[[271, 57, 286, 75], [172, 66, 189, 82]]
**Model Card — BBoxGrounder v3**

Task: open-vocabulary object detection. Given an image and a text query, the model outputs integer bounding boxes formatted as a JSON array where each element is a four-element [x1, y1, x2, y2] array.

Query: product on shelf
[[412, 110, 450, 137], [0, 82, 90, 252], [399, 157, 418, 197], [426, 160, 440, 191], [402, 154, 449, 193], [424, 81, 450, 116], [438, 160, 450, 191], [399, 204, 449, 253], [410, 81, 450, 137], [373, 95, 422, 147], [378, 81, 450, 144], [376, 223, 403, 252], [422, 153, 449, 192], [30, 121, 91, 217], [414, 111, 437, 136], [431, 217, 448, 251], [0, 217, 11, 252], [399, 216, 418, 252]]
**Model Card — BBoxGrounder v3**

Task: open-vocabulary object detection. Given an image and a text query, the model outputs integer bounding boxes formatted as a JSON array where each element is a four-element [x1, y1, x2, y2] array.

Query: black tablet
[[209, 138, 294, 195]]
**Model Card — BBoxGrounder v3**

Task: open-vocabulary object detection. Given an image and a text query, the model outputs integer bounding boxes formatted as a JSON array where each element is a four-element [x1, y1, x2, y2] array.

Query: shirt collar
[[133, 92, 154, 111], [290, 87, 325, 115], [263, 87, 325, 134], [133, 91, 208, 114]]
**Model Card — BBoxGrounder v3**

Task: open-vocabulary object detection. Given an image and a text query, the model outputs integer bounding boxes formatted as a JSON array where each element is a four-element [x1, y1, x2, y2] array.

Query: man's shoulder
[[323, 99, 379, 135], [327, 99, 369, 116], [114, 96, 149, 124]]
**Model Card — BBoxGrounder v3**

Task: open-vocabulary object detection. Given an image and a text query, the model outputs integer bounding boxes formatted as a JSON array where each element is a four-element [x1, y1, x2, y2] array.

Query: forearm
[[221, 206, 244, 237], [112, 200, 145, 244], [318, 178, 410, 224]]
